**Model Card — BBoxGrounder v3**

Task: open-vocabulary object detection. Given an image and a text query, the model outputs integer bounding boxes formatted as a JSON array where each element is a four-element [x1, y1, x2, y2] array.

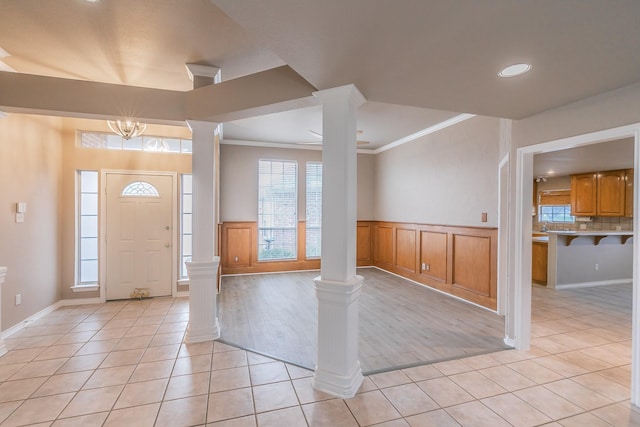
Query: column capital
[[186, 120, 219, 133], [313, 84, 366, 108], [185, 64, 221, 89]]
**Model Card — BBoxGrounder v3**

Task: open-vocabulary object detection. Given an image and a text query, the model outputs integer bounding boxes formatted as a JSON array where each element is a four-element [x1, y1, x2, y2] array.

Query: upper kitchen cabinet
[[571, 169, 630, 217], [570, 173, 597, 216], [597, 170, 626, 216]]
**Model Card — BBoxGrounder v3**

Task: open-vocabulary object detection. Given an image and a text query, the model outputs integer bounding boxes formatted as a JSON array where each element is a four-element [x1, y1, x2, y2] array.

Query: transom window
[[258, 159, 298, 261], [121, 181, 159, 197], [78, 131, 192, 154]]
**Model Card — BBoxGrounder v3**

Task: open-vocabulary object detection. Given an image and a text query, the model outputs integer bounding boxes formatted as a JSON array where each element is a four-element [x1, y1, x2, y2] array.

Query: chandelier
[[107, 119, 147, 140]]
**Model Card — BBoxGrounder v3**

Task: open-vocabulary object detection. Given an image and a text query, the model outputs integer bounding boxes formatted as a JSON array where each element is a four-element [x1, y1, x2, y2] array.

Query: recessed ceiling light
[[498, 63, 531, 78]]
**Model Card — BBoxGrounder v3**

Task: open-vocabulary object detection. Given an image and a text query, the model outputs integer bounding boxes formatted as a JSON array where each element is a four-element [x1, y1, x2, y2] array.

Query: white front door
[[105, 173, 174, 300]]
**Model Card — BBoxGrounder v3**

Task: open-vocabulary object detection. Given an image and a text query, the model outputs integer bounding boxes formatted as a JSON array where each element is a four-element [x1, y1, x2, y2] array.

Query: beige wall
[[220, 144, 375, 222], [374, 115, 500, 227], [513, 82, 640, 148], [59, 119, 192, 300], [0, 114, 63, 330]]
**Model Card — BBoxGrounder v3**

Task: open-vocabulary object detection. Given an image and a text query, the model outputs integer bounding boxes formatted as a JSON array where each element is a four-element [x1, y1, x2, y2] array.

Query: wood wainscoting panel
[[221, 222, 255, 268], [395, 227, 417, 273], [220, 219, 497, 309], [452, 234, 492, 298], [373, 224, 394, 267], [420, 231, 447, 282], [357, 222, 373, 266]]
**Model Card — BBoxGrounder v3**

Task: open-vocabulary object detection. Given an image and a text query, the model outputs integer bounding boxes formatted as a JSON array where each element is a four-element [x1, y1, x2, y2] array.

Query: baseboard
[[555, 279, 632, 290], [58, 297, 102, 306], [1, 297, 102, 340]]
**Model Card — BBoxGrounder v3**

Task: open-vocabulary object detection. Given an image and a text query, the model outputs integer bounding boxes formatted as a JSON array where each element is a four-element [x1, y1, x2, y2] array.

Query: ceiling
[[1, 1, 639, 152]]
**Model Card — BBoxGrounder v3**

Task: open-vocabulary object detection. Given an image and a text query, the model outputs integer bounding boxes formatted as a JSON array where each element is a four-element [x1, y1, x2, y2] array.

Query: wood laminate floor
[[218, 267, 508, 373]]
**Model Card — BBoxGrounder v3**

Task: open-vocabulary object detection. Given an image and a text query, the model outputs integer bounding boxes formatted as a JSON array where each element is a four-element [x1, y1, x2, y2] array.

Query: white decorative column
[[312, 84, 366, 398], [0, 267, 7, 356], [185, 120, 221, 343], [184, 64, 222, 344]]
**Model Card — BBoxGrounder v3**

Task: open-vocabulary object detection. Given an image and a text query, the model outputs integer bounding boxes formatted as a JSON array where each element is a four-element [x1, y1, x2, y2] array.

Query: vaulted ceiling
[[1, 0, 639, 153]]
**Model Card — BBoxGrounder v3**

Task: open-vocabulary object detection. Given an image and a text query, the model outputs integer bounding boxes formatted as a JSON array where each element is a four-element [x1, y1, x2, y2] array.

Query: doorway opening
[[514, 123, 640, 404]]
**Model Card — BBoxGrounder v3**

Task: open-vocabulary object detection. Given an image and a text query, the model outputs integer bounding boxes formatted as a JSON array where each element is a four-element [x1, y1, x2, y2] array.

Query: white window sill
[[177, 279, 189, 286], [70, 284, 100, 293]]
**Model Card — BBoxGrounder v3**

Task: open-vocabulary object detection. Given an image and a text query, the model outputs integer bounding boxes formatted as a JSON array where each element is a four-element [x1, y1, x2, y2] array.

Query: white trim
[[58, 297, 102, 306], [554, 279, 632, 290], [503, 337, 515, 347], [497, 152, 510, 317], [374, 113, 476, 154], [220, 114, 476, 155], [70, 284, 100, 293], [512, 121, 640, 405], [222, 138, 324, 151]]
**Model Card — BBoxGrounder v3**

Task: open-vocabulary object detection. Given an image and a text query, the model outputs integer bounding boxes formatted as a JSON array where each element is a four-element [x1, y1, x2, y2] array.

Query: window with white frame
[[77, 170, 99, 285], [538, 205, 575, 223], [258, 159, 297, 261], [180, 174, 193, 279], [306, 162, 322, 258], [537, 189, 574, 223]]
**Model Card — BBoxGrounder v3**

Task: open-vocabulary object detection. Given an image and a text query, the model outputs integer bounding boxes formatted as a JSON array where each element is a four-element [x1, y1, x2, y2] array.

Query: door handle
[[165, 243, 171, 248]]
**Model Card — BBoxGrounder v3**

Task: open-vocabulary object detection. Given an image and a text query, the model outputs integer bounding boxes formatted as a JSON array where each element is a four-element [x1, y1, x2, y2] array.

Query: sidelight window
[[77, 170, 99, 285], [180, 174, 193, 279]]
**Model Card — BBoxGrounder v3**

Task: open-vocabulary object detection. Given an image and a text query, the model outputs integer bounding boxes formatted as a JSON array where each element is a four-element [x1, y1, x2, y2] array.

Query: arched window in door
[[121, 181, 159, 197]]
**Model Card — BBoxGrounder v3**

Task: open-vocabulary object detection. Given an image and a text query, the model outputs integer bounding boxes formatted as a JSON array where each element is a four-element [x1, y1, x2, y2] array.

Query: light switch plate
[[15, 212, 24, 223]]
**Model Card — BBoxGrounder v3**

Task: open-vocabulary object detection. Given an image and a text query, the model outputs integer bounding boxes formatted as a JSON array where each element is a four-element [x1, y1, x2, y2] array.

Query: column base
[[184, 323, 220, 344], [312, 275, 364, 398], [312, 360, 363, 399], [185, 259, 221, 344]]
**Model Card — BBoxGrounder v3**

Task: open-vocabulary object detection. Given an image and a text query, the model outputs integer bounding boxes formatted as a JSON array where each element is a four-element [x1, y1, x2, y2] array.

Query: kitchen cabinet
[[597, 170, 626, 216], [571, 169, 629, 217], [570, 173, 597, 216], [626, 168, 634, 217], [532, 240, 548, 285]]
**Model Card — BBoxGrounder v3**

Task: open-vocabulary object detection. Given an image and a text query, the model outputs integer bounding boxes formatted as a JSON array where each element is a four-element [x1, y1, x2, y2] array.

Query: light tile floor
[[0, 283, 638, 426]]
